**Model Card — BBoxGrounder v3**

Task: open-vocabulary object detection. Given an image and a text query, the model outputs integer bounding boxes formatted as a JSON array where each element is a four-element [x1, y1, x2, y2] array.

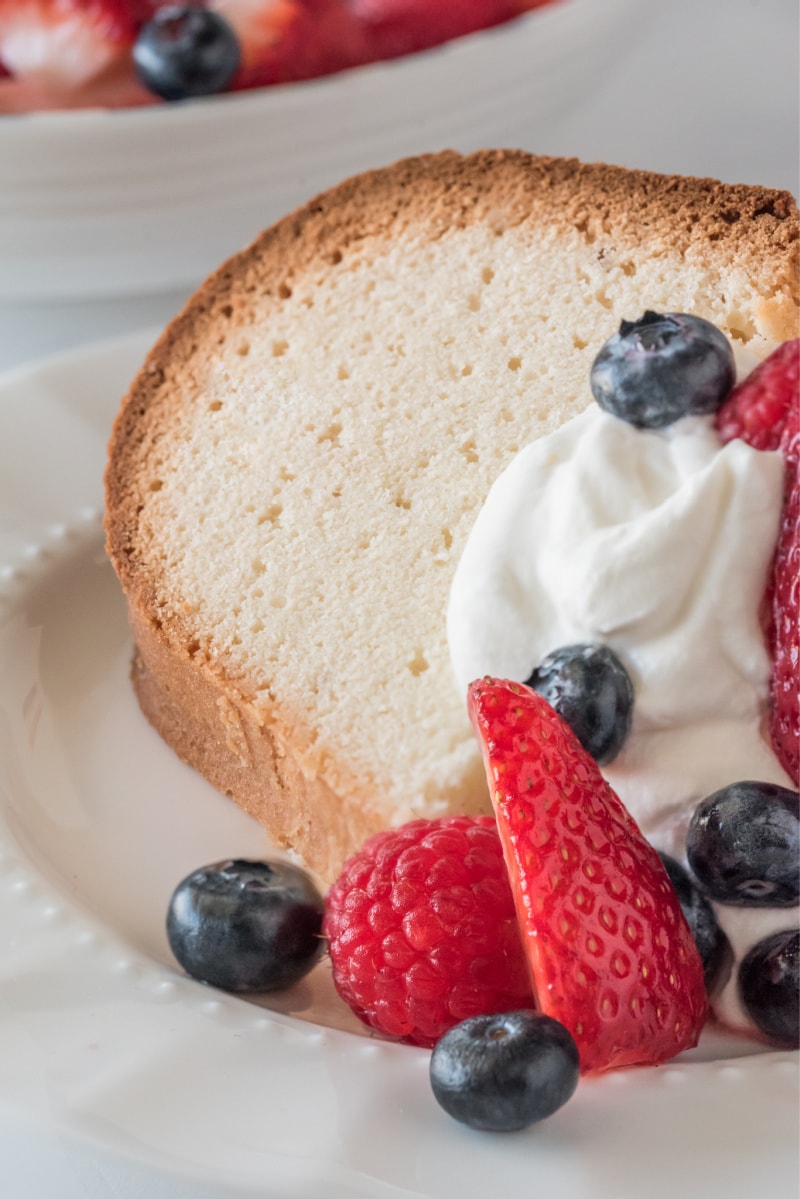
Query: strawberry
[[213, 0, 368, 88], [468, 677, 708, 1074], [209, 0, 312, 87], [347, 0, 518, 60], [715, 339, 799, 451], [769, 405, 799, 781], [301, 0, 372, 71], [716, 340, 800, 781], [0, 0, 152, 93]]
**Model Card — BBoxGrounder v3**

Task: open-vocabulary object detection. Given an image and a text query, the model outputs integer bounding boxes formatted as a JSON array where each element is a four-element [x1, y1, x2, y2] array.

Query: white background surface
[[0, 1, 798, 1196]]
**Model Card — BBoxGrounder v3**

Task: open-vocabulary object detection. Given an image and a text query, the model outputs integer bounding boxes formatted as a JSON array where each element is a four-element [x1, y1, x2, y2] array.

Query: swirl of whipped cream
[[447, 402, 796, 1035]]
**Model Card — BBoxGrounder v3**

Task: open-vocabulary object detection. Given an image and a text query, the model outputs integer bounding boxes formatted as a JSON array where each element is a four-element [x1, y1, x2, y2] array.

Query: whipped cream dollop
[[447, 402, 797, 1035]]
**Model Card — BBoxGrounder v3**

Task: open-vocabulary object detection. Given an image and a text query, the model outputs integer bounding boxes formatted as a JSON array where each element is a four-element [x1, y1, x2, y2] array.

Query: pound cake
[[104, 150, 799, 883]]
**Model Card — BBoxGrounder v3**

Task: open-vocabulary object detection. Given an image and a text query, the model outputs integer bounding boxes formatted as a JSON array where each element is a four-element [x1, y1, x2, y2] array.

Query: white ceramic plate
[[0, 0, 645, 302], [0, 333, 798, 1199]]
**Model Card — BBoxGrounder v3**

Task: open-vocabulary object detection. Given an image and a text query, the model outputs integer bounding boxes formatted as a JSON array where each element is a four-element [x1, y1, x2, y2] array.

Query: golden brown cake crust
[[127, 603, 387, 879], [105, 150, 800, 883]]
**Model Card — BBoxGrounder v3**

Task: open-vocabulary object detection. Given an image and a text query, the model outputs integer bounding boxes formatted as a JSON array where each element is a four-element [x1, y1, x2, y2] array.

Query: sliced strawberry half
[[769, 405, 799, 781], [0, 0, 152, 92], [468, 677, 708, 1074], [716, 340, 800, 782]]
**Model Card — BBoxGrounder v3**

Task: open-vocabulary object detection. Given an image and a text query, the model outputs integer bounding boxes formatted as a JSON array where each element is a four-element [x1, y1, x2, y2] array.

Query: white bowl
[[0, 0, 642, 302]]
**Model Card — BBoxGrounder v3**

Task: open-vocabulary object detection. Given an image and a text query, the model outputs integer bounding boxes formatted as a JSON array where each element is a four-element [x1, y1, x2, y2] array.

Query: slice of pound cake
[[104, 150, 799, 882]]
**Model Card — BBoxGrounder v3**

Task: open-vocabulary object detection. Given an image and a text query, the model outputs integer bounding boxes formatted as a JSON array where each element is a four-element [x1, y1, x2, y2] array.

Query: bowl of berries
[[0, 0, 642, 301]]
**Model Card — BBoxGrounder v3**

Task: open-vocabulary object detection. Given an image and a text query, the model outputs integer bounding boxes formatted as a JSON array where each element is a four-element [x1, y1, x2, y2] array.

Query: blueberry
[[686, 781, 800, 907], [133, 6, 241, 102], [738, 930, 799, 1049], [429, 1011, 579, 1132], [523, 643, 633, 764], [658, 853, 732, 996], [590, 311, 735, 428], [166, 858, 324, 992]]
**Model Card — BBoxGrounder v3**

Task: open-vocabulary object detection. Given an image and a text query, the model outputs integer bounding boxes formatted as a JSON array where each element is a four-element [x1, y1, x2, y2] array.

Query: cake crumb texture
[[105, 150, 800, 880]]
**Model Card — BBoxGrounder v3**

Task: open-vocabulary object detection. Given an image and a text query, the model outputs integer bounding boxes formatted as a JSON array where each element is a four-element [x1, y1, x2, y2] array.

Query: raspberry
[[323, 816, 533, 1047], [715, 339, 799, 451]]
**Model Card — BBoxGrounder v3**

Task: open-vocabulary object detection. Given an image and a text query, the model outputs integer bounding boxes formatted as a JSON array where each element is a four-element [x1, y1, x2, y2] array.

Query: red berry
[[716, 340, 799, 781], [349, 0, 517, 59], [468, 678, 708, 1075], [215, 0, 368, 88], [300, 0, 372, 72], [212, 0, 315, 87], [323, 816, 533, 1047], [769, 405, 799, 781], [715, 339, 799, 451], [0, 0, 152, 90]]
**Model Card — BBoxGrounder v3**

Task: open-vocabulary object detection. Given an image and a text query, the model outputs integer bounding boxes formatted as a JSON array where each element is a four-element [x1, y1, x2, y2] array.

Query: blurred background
[[0, 0, 797, 372]]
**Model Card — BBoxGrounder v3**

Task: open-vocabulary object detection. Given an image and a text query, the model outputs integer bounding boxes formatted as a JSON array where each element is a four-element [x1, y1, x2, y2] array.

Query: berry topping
[[658, 853, 732, 996], [429, 1010, 579, 1132], [0, 0, 150, 92], [738, 929, 799, 1049], [214, 0, 333, 90], [323, 816, 533, 1048], [468, 677, 707, 1074], [715, 339, 800, 451], [685, 782, 800, 908], [166, 858, 324, 991], [717, 343, 799, 783], [523, 643, 634, 765], [768, 403, 800, 781], [590, 311, 736, 429], [134, 4, 241, 101]]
